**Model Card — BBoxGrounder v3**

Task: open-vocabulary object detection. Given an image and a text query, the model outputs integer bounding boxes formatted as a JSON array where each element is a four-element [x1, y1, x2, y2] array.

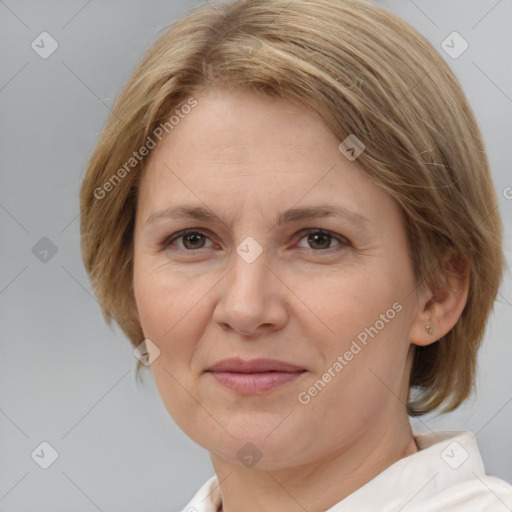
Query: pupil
[[186, 233, 204, 248], [309, 232, 330, 249]]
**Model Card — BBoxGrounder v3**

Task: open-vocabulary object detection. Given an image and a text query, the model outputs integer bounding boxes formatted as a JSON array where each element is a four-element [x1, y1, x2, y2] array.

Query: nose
[[212, 249, 289, 337]]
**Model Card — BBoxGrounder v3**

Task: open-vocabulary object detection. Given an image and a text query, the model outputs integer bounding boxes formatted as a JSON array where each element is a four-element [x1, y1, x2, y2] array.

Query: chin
[[197, 424, 315, 470]]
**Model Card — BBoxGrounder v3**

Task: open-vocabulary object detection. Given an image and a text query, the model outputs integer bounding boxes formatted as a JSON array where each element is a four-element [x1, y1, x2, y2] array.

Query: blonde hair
[[80, 0, 505, 415]]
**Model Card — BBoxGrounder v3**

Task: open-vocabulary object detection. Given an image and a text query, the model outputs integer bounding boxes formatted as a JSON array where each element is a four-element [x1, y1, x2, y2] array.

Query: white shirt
[[180, 431, 512, 511]]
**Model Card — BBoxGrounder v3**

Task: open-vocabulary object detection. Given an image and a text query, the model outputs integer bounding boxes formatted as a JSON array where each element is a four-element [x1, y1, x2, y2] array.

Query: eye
[[295, 229, 349, 251], [161, 228, 349, 252], [162, 230, 213, 251]]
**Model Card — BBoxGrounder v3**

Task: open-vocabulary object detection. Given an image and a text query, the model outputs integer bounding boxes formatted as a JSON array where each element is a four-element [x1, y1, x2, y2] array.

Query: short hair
[[79, 0, 505, 415]]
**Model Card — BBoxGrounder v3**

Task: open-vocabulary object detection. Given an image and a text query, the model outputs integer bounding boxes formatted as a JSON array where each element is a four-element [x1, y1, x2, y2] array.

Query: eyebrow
[[145, 204, 369, 228]]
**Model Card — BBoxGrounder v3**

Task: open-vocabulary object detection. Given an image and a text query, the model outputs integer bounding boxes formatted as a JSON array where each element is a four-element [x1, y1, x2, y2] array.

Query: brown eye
[[162, 230, 212, 251], [296, 229, 348, 251], [307, 231, 332, 249], [182, 232, 206, 249]]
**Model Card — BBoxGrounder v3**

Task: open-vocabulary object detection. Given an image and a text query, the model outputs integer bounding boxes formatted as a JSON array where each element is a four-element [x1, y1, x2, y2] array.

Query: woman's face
[[133, 87, 423, 469]]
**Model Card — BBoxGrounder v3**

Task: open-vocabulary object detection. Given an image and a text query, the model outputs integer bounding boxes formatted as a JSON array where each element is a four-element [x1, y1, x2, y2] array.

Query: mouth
[[205, 358, 307, 393]]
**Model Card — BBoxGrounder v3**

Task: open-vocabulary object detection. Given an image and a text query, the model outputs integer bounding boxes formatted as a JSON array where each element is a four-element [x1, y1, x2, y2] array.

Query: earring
[[425, 324, 433, 335]]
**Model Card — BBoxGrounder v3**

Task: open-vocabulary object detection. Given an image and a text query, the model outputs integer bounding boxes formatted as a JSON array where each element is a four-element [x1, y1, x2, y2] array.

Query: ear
[[410, 253, 469, 347]]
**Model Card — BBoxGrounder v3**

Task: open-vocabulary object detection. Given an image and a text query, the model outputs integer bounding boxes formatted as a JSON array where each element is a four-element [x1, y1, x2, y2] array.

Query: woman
[[79, 0, 512, 510]]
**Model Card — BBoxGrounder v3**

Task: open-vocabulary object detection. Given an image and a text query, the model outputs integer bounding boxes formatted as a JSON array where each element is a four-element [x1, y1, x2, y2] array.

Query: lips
[[205, 358, 306, 393], [206, 357, 305, 373]]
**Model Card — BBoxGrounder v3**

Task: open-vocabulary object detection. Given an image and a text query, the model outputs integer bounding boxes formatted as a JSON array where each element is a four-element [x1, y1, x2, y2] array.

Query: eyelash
[[161, 228, 350, 254]]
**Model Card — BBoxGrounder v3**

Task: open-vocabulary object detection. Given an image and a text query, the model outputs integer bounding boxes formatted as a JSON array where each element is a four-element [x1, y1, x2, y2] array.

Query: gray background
[[0, 0, 511, 510]]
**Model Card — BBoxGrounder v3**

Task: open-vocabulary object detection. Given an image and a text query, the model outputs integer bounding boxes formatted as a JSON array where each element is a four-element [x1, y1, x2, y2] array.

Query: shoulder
[[414, 474, 512, 511], [179, 475, 220, 512], [410, 431, 512, 511]]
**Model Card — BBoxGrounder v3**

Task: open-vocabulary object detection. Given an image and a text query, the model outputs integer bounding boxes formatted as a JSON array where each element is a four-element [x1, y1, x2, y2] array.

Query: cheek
[[303, 266, 414, 400], [133, 257, 204, 341], [297, 314, 413, 445], [133, 261, 209, 432], [310, 269, 406, 344], [132, 261, 204, 392]]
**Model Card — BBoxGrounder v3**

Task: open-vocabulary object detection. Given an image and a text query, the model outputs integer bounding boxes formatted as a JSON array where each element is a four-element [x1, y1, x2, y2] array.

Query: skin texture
[[132, 87, 469, 511]]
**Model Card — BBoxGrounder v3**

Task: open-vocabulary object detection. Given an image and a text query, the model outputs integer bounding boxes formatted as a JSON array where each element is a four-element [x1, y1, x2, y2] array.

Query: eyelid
[[294, 228, 350, 249], [162, 228, 216, 250], [161, 228, 350, 251]]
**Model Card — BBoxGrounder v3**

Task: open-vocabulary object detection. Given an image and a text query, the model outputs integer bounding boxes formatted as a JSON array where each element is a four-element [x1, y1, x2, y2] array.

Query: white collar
[[181, 431, 512, 511]]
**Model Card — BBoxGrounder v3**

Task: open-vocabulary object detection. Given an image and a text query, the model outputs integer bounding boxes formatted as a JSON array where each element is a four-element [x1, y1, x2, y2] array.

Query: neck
[[211, 415, 418, 512]]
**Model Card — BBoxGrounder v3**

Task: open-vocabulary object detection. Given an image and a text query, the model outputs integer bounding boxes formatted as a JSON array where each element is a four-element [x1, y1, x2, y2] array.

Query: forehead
[[144, 87, 337, 174], [136, 87, 398, 229]]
